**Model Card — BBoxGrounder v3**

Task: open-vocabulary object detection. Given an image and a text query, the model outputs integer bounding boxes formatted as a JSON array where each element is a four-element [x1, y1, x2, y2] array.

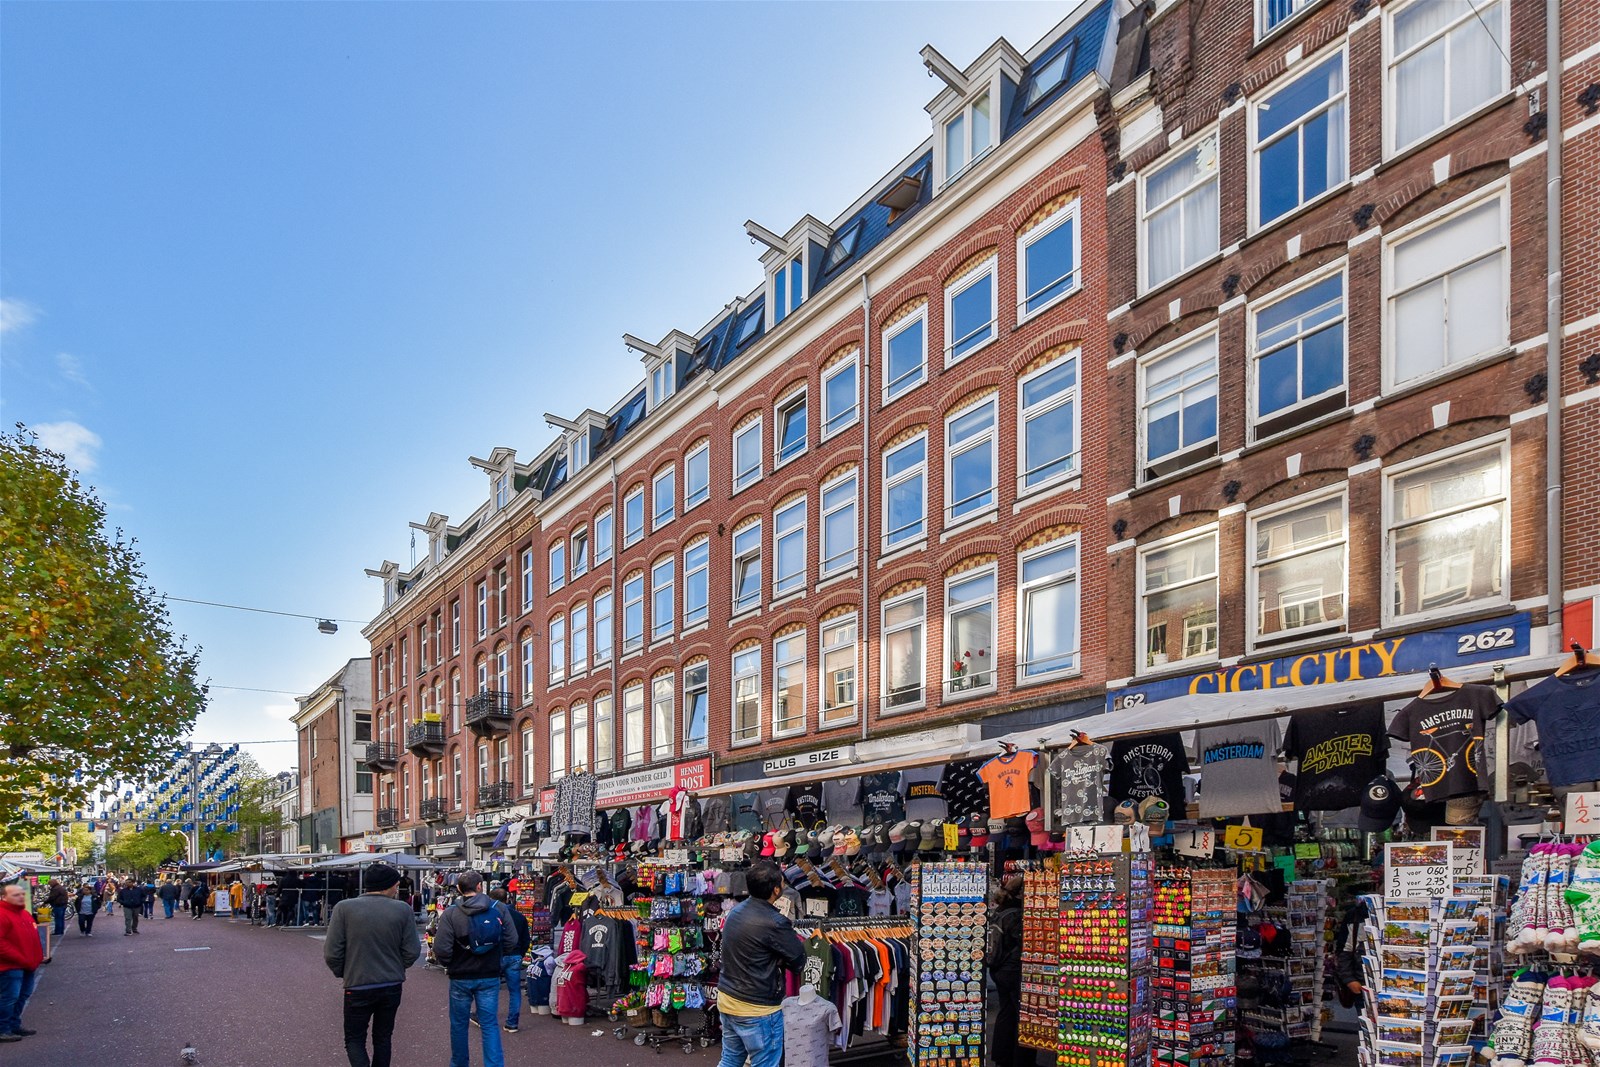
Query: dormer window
[[569, 430, 590, 473], [821, 221, 863, 276], [650, 360, 675, 408], [495, 474, 510, 510], [1024, 41, 1075, 110], [735, 307, 763, 348], [771, 255, 806, 326], [944, 90, 992, 185], [431, 537, 444, 565]]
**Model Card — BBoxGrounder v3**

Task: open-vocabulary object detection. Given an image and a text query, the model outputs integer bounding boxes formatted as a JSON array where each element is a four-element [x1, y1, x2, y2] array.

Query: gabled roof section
[[813, 150, 935, 293], [1003, 0, 1113, 139]]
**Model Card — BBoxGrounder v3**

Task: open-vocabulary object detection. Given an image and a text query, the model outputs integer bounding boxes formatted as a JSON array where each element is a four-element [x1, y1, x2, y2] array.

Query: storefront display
[[1019, 866, 1061, 1051], [1152, 867, 1234, 1067], [909, 861, 987, 1067], [1057, 853, 1152, 1067]]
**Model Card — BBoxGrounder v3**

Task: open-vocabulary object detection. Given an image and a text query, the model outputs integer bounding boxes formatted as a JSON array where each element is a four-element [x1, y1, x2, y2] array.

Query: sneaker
[[14, 1029, 36, 1036], [505, 1025, 519, 1033], [470, 1017, 480, 1029], [0, 1034, 21, 1043]]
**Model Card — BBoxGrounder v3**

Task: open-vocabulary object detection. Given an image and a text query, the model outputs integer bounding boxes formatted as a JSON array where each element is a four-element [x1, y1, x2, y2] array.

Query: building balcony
[[419, 798, 448, 822], [364, 742, 399, 770], [405, 721, 446, 755], [464, 690, 512, 735], [478, 782, 514, 810], [375, 807, 399, 829]]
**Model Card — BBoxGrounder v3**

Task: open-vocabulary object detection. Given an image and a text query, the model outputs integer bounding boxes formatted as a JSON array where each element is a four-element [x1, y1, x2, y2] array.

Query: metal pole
[[1544, 0, 1565, 654]]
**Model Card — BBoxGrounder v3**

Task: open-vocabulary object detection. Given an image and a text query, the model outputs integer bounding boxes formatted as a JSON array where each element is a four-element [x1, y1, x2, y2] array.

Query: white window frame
[[594, 509, 614, 564], [548, 542, 565, 594], [1139, 128, 1220, 294], [882, 590, 927, 713], [774, 387, 809, 467], [883, 307, 928, 401], [548, 615, 565, 685], [495, 643, 510, 693], [1247, 487, 1350, 652], [623, 487, 645, 547], [652, 675, 675, 762], [733, 418, 763, 493], [651, 556, 675, 642], [451, 601, 461, 653], [945, 396, 998, 524], [1256, 0, 1320, 41], [731, 647, 762, 747], [1138, 327, 1220, 484], [1018, 536, 1081, 682], [592, 693, 615, 774], [549, 710, 566, 781], [496, 568, 508, 625], [475, 582, 487, 638], [452, 750, 462, 808], [883, 433, 928, 549], [570, 528, 589, 579], [773, 497, 807, 597], [821, 471, 858, 575], [1382, 436, 1511, 627], [820, 615, 858, 727], [622, 683, 645, 767], [821, 355, 859, 438], [1018, 350, 1081, 495], [593, 590, 613, 664], [651, 359, 675, 409], [1384, 0, 1511, 159], [944, 255, 998, 365], [521, 548, 535, 613], [772, 631, 807, 739], [570, 601, 589, 674], [943, 568, 998, 699], [1248, 261, 1349, 439], [683, 538, 711, 627], [521, 634, 535, 701], [622, 574, 644, 653], [496, 737, 510, 788], [520, 727, 535, 794], [732, 521, 763, 615], [941, 86, 995, 186], [1382, 183, 1511, 393], [570, 701, 589, 775], [1137, 526, 1221, 676], [1249, 46, 1349, 231], [495, 473, 509, 511], [771, 253, 807, 326], [569, 429, 589, 474], [652, 465, 675, 529], [1016, 201, 1082, 322], [683, 663, 710, 753], [684, 442, 711, 510]]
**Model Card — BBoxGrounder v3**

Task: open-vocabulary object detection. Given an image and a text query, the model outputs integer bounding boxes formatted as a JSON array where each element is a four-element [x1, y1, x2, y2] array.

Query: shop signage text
[[596, 758, 712, 808], [763, 745, 855, 776], [1108, 612, 1531, 711], [432, 823, 467, 847]]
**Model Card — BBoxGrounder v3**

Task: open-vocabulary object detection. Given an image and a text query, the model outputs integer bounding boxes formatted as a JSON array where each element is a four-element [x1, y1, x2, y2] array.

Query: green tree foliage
[[104, 825, 188, 873], [0, 426, 208, 832], [0, 823, 95, 860]]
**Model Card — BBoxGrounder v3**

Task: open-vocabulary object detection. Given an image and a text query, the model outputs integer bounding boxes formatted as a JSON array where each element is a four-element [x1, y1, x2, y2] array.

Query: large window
[[1018, 204, 1079, 318], [571, 528, 589, 579], [496, 738, 510, 786], [476, 581, 488, 638], [1388, 192, 1507, 388], [549, 542, 565, 594], [884, 310, 927, 400], [593, 693, 615, 774], [651, 556, 675, 641], [495, 644, 510, 693], [944, 90, 992, 182], [733, 418, 763, 492], [652, 675, 675, 761], [1387, 442, 1507, 621], [683, 663, 709, 752], [883, 591, 926, 710], [548, 616, 565, 684], [495, 569, 508, 625], [1389, 0, 1508, 154], [549, 711, 566, 781], [1252, 492, 1347, 645], [520, 727, 535, 792], [570, 702, 589, 774], [1019, 538, 1080, 680], [593, 590, 613, 663], [570, 602, 589, 672], [623, 488, 645, 547], [1254, 51, 1347, 227], [521, 634, 535, 700], [773, 632, 806, 738], [1019, 353, 1079, 493], [776, 389, 808, 465], [945, 570, 996, 696], [820, 616, 857, 726], [946, 258, 997, 364], [521, 549, 535, 613], [1142, 132, 1219, 291], [772, 255, 806, 326], [821, 473, 857, 575], [652, 465, 675, 529], [623, 683, 645, 767], [594, 509, 614, 564], [685, 443, 710, 509], [622, 574, 644, 653], [1252, 269, 1346, 437], [452, 750, 462, 808], [884, 435, 927, 547], [684, 539, 710, 626], [774, 498, 807, 597], [477, 742, 490, 788], [1140, 530, 1219, 672], [451, 601, 461, 653], [732, 522, 762, 614], [732, 647, 762, 745], [946, 398, 997, 522], [1141, 332, 1219, 481], [822, 357, 858, 437]]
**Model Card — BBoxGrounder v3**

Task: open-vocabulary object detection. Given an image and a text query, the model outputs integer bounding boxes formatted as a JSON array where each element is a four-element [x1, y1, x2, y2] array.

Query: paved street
[[20, 910, 724, 1067]]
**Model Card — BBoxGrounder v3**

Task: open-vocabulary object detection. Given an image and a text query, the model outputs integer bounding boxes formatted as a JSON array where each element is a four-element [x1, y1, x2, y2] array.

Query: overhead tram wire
[[163, 595, 365, 628]]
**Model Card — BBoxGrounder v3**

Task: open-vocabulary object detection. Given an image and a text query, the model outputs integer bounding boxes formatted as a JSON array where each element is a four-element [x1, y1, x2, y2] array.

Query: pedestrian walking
[[44, 882, 67, 940], [116, 881, 143, 935], [323, 863, 420, 1067], [179, 878, 193, 913], [715, 862, 806, 1067], [0, 883, 43, 1044], [158, 880, 180, 919], [432, 871, 515, 1067], [140, 880, 155, 920], [74, 888, 98, 936], [102, 880, 114, 916], [985, 875, 1024, 1067], [190, 879, 207, 919], [486, 888, 529, 1032]]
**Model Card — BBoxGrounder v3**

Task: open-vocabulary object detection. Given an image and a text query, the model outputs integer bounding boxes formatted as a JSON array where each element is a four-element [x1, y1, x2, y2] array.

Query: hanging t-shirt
[[801, 934, 835, 996], [699, 796, 731, 835], [786, 780, 827, 826], [821, 779, 863, 825], [977, 751, 1038, 819], [1049, 744, 1107, 828], [938, 759, 987, 820], [631, 804, 657, 840], [1195, 720, 1283, 818], [732, 792, 764, 832], [757, 789, 791, 828], [1508, 668, 1600, 786], [1388, 684, 1499, 801], [1283, 705, 1388, 810], [783, 994, 843, 1067], [901, 766, 947, 821], [857, 772, 905, 823], [867, 888, 893, 917], [659, 788, 693, 840], [1108, 733, 1189, 810]]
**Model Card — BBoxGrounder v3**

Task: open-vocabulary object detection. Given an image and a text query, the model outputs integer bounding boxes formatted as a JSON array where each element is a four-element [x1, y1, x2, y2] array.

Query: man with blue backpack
[[432, 870, 517, 1067]]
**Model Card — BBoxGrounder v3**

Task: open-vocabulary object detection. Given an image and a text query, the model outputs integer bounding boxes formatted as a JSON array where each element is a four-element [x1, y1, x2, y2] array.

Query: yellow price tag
[[1224, 825, 1263, 851], [568, 892, 590, 906]]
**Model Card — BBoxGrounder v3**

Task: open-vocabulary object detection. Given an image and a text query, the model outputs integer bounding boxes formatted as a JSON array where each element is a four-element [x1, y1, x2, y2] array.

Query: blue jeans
[[718, 1011, 783, 1067], [448, 977, 503, 1067], [499, 957, 523, 1027], [163, 899, 175, 918], [0, 968, 39, 1035]]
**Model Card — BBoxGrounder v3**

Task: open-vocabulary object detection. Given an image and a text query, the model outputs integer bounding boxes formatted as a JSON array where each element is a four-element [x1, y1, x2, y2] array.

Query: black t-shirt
[[1388, 684, 1499, 801], [786, 780, 827, 827], [1108, 733, 1190, 810], [858, 772, 905, 823], [939, 759, 987, 820], [1283, 705, 1388, 810], [1508, 668, 1600, 786]]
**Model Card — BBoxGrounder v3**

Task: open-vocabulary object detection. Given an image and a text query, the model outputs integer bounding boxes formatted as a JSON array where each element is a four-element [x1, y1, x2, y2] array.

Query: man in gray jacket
[[324, 863, 421, 1067]]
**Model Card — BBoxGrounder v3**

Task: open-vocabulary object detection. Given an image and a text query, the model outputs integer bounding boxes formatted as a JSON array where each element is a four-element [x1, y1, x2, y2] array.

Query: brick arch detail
[[938, 231, 1006, 285], [1008, 167, 1089, 233], [1133, 511, 1221, 545], [1014, 519, 1083, 551], [875, 287, 933, 332], [1013, 339, 1082, 378], [876, 410, 935, 451], [1381, 417, 1509, 467], [1243, 467, 1352, 510], [942, 381, 1003, 418]]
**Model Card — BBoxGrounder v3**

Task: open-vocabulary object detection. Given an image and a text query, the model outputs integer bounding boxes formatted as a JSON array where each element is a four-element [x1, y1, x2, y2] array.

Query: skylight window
[[1025, 41, 1075, 109], [822, 221, 864, 274], [735, 308, 762, 347]]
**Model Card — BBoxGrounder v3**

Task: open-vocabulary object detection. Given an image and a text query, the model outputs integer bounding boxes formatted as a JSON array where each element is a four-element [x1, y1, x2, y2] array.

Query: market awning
[[310, 852, 436, 871], [694, 741, 977, 798]]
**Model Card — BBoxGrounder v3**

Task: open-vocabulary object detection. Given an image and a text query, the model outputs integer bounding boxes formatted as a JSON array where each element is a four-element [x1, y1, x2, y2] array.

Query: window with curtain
[[1141, 133, 1219, 290], [1389, 0, 1508, 154], [623, 684, 645, 766], [883, 591, 926, 710], [652, 676, 674, 761], [1388, 193, 1506, 387]]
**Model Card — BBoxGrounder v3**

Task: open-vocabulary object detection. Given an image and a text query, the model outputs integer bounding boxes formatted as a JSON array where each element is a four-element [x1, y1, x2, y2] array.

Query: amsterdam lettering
[[1203, 741, 1265, 765], [1186, 638, 1404, 695], [1300, 733, 1374, 775]]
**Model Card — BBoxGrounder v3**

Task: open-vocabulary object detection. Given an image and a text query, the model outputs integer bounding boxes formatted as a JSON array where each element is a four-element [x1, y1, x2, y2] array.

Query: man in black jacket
[[116, 882, 144, 935], [487, 888, 530, 1032], [433, 871, 516, 1067], [986, 875, 1024, 1067], [716, 862, 805, 1067], [157, 880, 180, 919]]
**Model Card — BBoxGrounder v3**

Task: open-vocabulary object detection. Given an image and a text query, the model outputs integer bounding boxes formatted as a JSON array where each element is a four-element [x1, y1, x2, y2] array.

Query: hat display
[[1358, 775, 1402, 832], [1113, 800, 1138, 825], [760, 831, 777, 857], [1138, 797, 1170, 829]]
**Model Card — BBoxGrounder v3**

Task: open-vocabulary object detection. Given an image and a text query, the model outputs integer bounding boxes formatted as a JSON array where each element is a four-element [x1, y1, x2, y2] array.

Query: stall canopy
[[310, 852, 435, 871]]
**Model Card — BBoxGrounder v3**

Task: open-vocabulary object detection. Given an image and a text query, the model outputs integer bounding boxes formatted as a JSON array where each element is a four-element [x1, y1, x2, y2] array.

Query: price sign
[[1127, 823, 1151, 853], [1293, 842, 1322, 860], [1384, 842, 1453, 901], [1567, 792, 1600, 833], [1068, 827, 1096, 852], [663, 849, 691, 865], [1431, 827, 1486, 878], [1223, 825, 1263, 851], [1092, 824, 1123, 854], [1173, 828, 1215, 858], [721, 848, 745, 863], [804, 896, 829, 917]]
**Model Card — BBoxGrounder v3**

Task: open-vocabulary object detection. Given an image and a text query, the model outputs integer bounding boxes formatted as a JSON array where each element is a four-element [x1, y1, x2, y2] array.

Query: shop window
[[1386, 441, 1507, 622], [1139, 529, 1220, 672], [1019, 538, 1080, 680]]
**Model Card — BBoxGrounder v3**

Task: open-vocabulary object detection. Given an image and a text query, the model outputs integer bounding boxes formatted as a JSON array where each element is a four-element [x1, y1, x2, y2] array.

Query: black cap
[[363, 862, 403, 892], [1358, 775, 1402, 832]]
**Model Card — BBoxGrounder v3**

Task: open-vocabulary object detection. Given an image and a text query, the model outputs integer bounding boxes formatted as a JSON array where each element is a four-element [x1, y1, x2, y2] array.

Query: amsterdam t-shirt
[[732, 792, 764, 832], [901, 766, 948, 822], [1388, 684, 1498, 801], [857, 772, 906, 823], [1195, 720, 1283, 819], [821, 779, 863, 825], [1508, 668, 1600, 786], [1283, 705, 1388, 810], [1108, 733, 1190, 811], [1049, 744, 1107, 828], [786, 780, 827, 826], [978, 751, 1038, 819]]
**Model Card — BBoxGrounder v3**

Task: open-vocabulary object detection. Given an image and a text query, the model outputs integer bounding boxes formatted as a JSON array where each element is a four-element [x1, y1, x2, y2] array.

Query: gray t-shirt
[[902, 766, 947, 821], [782, 994, 843, 1067], [1196, 720, 1283, 818], [1050, 744, 1107, 828], [822, 779, 864, 826]]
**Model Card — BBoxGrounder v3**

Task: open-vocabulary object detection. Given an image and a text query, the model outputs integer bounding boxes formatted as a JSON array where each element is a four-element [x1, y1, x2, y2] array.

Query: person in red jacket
[[0, 882, 45, 1042]]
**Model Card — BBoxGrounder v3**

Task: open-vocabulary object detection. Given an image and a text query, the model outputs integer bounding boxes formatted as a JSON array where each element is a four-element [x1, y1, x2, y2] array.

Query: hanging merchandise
[[1056, 853, 1153, 1067], [1151, 867, 1235, 1067], [978, 749, 1038, 820], [1506, 661, 1600, 787], [792, 918, 914, 1053], [909, 862, 987, 1067], [1387, 682, 1500, 805], [1194, 720, 1283, 819], [1282, 705, 1390, 810], [903, 766, 949, 822], [1109, 733, 1190, 812], [1018, 868, 1061, 1051], [1237, 879, 1330, 1053], [860, 771, 907, 825], [554, 772, 599, 837], [1048, 743, 1108, 828]]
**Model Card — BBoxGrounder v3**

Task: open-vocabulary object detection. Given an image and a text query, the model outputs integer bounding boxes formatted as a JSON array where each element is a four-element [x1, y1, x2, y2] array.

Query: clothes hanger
[[1555, 642, 1598, 678], [1419, 664, 1462, 697]]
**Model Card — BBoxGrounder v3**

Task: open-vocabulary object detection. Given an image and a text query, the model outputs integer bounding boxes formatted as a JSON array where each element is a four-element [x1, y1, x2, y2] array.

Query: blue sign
[[1108, 612, 1531, 712]]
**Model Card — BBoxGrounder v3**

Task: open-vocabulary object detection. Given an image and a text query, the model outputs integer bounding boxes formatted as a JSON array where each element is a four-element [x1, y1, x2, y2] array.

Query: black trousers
[[343, 985, 403, 1067], [989, 973, 1022, 1067]]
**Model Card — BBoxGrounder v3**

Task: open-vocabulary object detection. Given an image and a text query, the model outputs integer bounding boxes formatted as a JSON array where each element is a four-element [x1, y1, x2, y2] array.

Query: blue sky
[[0, 1, 1072, 774]]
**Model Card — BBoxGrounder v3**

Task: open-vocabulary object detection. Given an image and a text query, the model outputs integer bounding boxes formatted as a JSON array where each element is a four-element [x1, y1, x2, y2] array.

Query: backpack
[[464, 902, 505, 955]]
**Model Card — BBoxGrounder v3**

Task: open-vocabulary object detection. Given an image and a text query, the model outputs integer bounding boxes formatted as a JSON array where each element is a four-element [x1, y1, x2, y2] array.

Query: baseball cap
[[918, 820, 941, 850], [888, 820, 909, 844], [1445, 793, 1485, 826], [760, 831, 777, 857], [1138, 797, 1170, 829], [845, 829, 862, 856], [1358, 775, 1402, 832], [1025, 808, 1051, 849], [966, 813, 989, 848], [1113, 800, 1138, 825]]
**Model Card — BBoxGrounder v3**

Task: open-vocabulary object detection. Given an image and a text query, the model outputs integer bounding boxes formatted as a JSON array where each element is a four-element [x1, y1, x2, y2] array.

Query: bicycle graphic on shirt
[[1409, 732, 1479, 789]]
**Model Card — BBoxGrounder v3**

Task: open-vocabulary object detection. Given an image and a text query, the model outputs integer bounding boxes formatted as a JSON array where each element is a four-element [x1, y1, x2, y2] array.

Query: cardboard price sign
[[1384, 842, 1453, 901], [1567, 792, 1600, 834], [1173, 828, 1215, 858], [1223, 825, 1263, 852], [663, 849, 691, 865], [1431, 827, 1486, 878]]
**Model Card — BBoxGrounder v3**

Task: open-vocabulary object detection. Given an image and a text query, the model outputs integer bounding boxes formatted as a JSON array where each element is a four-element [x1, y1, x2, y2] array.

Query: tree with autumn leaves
[[0, 426, 208, 834]]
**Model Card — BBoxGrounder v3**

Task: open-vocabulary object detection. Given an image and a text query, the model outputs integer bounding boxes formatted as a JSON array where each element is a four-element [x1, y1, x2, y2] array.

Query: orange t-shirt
[[978, 751, 1037, 818]]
